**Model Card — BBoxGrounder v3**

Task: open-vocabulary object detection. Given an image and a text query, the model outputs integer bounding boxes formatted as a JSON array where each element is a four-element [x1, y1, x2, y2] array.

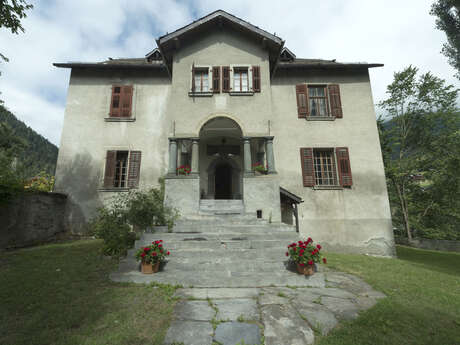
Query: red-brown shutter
[[222, 66, 230, 92], [252, 66, 261, 92], [300, 148, 315, 187], [328, 84, 343, 118], [336, 147, 352, 186], [296, 84, 308, 118], [127, 151, 141, 188], [191, 64, 196, 92], [110, 86, 121, 117], [120, 85, 133, 117], [212, 66, 220, 93], [103, 151, 117, 188]]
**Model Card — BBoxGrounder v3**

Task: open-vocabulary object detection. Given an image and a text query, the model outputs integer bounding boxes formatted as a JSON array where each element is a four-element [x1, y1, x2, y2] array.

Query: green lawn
[[317, 246, 460, 345], [1, 241, 459, 345], [0, 240, 177, 345]]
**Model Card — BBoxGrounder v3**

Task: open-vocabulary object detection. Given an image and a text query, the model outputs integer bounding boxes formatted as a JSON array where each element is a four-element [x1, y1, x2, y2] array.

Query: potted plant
[[285, 237, 326, 275], [252, 162, 267, 175], [135, 240, 170, 274], [177, 165, 191, 175]]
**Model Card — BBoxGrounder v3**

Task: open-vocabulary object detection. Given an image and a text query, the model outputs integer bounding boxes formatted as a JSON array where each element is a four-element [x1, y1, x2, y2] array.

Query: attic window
[[146, 49, 163, 62], [279, 48, 296, 62]]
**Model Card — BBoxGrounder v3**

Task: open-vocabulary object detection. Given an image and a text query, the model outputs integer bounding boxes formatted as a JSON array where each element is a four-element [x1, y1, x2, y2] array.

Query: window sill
[[188, 91, 213, 97], [312, 185, 344, 190], [98, 188, 132, 192], [229, 91, 254, 96], [306, 116, 336, 121], [105, 117, 136, 122]]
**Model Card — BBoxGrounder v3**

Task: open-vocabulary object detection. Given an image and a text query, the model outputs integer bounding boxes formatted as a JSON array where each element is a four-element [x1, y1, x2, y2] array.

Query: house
[[54, 10, 395, 256]]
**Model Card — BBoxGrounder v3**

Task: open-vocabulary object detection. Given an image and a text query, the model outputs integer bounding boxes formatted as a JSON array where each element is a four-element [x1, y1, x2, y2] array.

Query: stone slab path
[[110, 215, 386, 344], [163, 271, 385, 345]]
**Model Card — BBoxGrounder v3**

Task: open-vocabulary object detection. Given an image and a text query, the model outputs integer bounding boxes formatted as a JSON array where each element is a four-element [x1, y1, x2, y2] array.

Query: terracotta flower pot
[[141, 261, 160, 274], [296, 263, 315, 276]]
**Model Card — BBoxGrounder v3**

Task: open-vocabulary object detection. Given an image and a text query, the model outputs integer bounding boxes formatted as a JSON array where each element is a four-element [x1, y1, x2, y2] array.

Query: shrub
[[24, 171, 55, 192], [135, 240, 170, 263], [286, 237, 327, 266]]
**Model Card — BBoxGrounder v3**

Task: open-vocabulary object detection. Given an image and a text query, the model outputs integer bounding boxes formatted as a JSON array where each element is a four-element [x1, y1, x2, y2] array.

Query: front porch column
[[191, 138, 200, 176], [265, 136, 277, 174], [168, 138, 178, 175], [243, 137, 253, 176]]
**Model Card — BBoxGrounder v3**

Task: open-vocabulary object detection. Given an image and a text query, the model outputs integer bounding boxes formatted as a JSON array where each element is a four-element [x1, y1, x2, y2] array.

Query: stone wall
[[396, 237, 460, 253], [0, 192, 67, 249]]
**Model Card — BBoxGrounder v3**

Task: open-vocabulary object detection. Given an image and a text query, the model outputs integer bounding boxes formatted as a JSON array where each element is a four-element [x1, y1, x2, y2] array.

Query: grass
[[316, 245, 460, 345], [0, 239, 177, 345]]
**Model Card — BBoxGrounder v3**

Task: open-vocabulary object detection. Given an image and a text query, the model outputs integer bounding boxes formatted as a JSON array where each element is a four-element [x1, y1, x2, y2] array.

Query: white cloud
[[0, 0, 458, 147]]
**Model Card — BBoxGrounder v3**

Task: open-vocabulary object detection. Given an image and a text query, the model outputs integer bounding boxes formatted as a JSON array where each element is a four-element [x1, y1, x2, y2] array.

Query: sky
[[0, 0, 458, 147]]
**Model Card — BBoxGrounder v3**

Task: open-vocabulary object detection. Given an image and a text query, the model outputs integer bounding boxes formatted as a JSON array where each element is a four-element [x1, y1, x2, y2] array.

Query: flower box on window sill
[[229, 91, 254, 96], [188, 91, 213, 97], [105, 117, 136, 122], [306, 116, 336, 121]]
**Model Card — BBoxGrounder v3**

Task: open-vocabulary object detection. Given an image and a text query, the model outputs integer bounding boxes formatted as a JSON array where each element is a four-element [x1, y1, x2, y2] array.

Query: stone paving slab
[[173, 300, 215, 321], [214, 322, 261, 345], [215, 298, 259, 321], [175, 287, 260, 300], [163, 321, 213, 345]]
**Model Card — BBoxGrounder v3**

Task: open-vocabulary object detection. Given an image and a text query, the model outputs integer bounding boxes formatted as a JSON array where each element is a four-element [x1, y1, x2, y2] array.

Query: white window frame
[[189, 65, 213, 96], [229, 64, 254, 95], [305, 83, 335, 121]]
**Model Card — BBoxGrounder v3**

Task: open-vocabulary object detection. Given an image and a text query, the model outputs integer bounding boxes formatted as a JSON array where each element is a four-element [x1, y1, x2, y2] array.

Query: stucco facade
[[54, 10, 395, 256]]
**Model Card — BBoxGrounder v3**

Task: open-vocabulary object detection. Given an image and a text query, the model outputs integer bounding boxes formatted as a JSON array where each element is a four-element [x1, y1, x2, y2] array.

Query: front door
[[215, 163, 232, 199]]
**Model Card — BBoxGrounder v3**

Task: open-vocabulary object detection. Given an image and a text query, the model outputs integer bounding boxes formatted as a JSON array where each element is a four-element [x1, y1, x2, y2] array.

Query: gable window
[[110, 85, 133, 118], [103, 150, 141, 189], [233, 67, 249, 92], [193, 68, 209, 92], [300, 147, 352, 188], [296, 84, 343, 119]]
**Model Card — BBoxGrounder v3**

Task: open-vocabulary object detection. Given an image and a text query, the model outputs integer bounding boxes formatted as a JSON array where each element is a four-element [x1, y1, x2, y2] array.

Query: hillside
[[0, 105, 58, 177]]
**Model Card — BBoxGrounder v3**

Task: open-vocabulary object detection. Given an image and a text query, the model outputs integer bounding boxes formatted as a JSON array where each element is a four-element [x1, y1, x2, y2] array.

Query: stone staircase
[[110, 211, 327, 288]]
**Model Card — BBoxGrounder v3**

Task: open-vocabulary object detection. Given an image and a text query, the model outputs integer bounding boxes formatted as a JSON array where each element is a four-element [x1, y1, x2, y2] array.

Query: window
[[313, 149, 337, 185], [110, 85, 133, 118], [295, 84, 343, 119], [300, 147, 352, 187], [193, 68, 209, 92], [103, 150, 141, 189], [308, 86, 328, 117], [233, 67, 249, 92]]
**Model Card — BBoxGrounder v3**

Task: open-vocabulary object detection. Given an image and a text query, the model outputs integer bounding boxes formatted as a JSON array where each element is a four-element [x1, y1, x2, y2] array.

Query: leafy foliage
[[286, 238, 326, 266], [0, 105, 58, 177], [379, 66, 460, 240], [24, 171, 55, 192], [135, 240, 170, 264], [431, 0, 460, 79]]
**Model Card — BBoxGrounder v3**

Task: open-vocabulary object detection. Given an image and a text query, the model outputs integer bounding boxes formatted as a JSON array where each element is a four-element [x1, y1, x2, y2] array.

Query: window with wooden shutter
[[328, 84, 343, 118], [252, 66, 261, 92], [110, 85, 133, 118], [313, 149, 337, 185], [308, 86, 329, 117], [296, 84, 308, 118], [127, 151, 142, 188], [212, 66, 220, 93], [300, 148, 315, 187], [336, 147, 352, 187], [222, 66, 230, 92], [104, 151, 117, 188]]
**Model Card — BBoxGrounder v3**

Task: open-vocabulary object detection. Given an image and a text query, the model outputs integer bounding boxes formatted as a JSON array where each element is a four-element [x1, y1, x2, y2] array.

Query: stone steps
[[141, 232, 299, 241], [198, 199, 245, 215]]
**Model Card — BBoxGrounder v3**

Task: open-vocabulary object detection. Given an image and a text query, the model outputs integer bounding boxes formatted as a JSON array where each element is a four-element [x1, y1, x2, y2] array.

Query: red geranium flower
[[141, 253, 145, 257], [285, 252, 289, 256], [323, 258, 327, 264], [308, 260, 313, 265], [153, 252, 157, 256], [166, 251, 170, 255], [143, 247, 149, 252], [299, 263, 305, 266], [317, 244, 322, 250], [155, 240, 160, 244], [307, 237, 312, 244], [159, 244, 162, 248]]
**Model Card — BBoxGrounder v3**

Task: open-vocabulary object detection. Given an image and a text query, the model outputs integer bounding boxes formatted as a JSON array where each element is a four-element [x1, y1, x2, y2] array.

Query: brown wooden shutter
[[336, 147, 352, 186], [104, 151, 117, 188], [212, 66, 220, 93], [300, 148, 315, 187], [328, 84, 343, 118], [127, 151, 141, 188], [120, 85, 133, 117], [296, 84, 308, 118], [110, 86, 121, 117], [252, 66, 261, 92], [222, 66, 230, 92]]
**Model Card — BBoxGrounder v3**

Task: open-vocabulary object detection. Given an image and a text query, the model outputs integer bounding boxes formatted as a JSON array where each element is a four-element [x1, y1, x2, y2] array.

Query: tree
[[379, 66, 458, 240], [431, 0, 460, 79], [0, 0, 33, 61]]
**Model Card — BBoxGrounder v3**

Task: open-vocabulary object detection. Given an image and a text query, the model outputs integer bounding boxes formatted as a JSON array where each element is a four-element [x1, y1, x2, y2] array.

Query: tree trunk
[[393, 178, 412, 240]]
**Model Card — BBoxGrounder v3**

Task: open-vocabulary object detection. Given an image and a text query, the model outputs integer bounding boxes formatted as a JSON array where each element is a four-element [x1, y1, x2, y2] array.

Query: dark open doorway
[[215, 163, 232, 199]]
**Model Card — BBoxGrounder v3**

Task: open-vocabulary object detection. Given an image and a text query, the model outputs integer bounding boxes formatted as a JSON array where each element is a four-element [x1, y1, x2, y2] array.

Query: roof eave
[[277, 63, 384, 70], [53, 63, 167, 70]]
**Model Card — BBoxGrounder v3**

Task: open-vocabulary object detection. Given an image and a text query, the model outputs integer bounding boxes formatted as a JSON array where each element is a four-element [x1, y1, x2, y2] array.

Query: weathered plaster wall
[[270, 69, 395, 256], [54, 69, 171, 233], [0, 192, 67, 249], [243, 175, 282, 223]]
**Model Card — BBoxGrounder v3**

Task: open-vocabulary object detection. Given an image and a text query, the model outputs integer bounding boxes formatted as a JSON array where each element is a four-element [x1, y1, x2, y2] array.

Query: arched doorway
[[199, 117, 243, 200]]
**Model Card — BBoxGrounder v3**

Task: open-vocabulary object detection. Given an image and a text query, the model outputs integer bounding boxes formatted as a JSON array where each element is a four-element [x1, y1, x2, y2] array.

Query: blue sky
[[0, 0, 458, 146]]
